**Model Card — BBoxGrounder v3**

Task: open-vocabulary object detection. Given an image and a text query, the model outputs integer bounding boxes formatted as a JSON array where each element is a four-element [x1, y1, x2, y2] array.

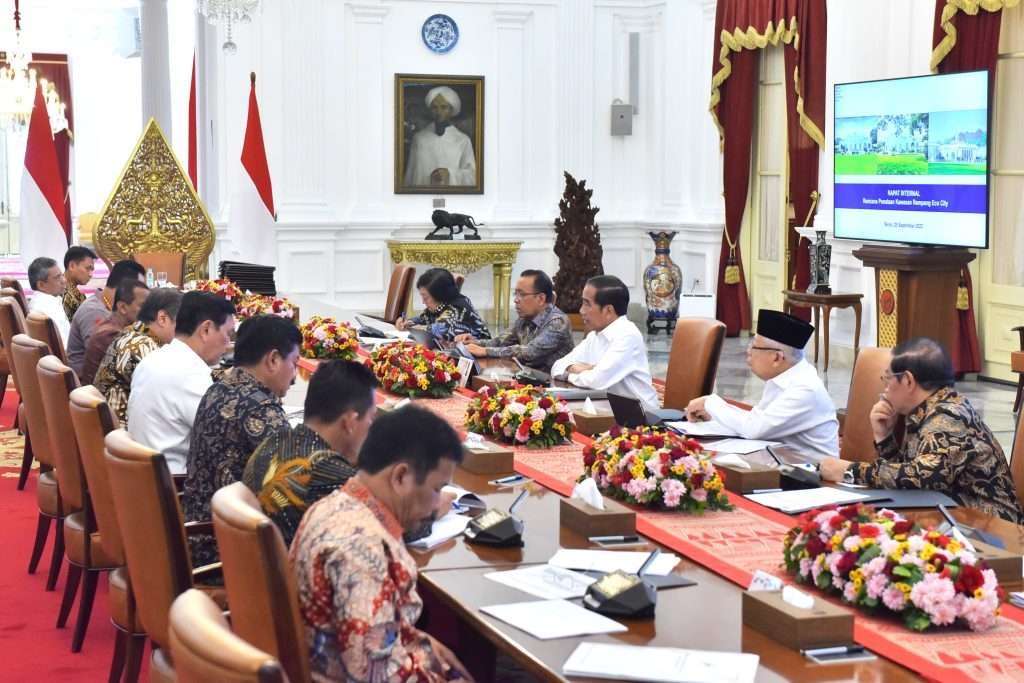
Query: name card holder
[[559, 496, 637, 538], [718, 464, 781, 494], [460, 441, 515, 475], [573, 412, 617, 437], [973, 541, 1024, 592], [742, 590, 854, 651]]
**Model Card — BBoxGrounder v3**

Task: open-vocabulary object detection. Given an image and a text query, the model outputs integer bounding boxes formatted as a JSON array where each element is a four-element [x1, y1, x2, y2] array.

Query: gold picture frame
[[394, 73, 484, 194]]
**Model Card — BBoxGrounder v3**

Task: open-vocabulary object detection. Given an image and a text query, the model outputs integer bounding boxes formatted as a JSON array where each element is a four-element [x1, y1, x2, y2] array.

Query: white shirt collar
[[597, 314, 630, 341], [767, 358, 814, 390], [167, 337, 210, 370]]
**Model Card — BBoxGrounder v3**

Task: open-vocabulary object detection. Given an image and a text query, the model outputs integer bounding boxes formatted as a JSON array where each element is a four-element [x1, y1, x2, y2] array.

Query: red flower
[[835, 551, 858, 575], [583, 450, 596, 467], [806, 536, 826, 558], [691, 473, 704, 488], [955, 564, 985, 595], [891, 520, 913, 536], [859, 524, 880, 539], [828, 515, 846, 530], [434, 370, 447, 382], [538, 397, 553, 409], [555, 412, 570, 424]]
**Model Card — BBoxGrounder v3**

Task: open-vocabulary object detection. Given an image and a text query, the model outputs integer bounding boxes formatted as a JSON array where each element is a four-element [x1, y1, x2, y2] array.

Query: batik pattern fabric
[[290, 479, 449, 682], [851, 387, 1024, 524], [62, 283, 86, 321], [477, 303, 575, 373], [410, 298, 490, 342], [93, 321, 160, 425], [183, 367, 289, 567], [242, 424, 357, 548]]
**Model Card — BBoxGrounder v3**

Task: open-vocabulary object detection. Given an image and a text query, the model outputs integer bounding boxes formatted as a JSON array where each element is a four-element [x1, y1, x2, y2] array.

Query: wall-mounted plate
[[422, 14, 459, 54]]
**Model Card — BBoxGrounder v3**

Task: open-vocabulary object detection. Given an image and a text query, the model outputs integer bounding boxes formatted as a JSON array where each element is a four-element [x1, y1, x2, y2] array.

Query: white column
[[493, 9, 533, 220], [140, 0, 173, 136], [346, 4, 390, 221]]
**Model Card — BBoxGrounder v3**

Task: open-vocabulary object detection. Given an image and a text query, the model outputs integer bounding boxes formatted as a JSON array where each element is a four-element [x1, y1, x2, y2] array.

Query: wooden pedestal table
[[386, 240, 522, 328], [782, 290, 863, 371]]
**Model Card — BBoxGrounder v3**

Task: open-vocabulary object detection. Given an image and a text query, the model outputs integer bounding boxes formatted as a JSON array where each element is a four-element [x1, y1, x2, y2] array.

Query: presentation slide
[[833, 70, 989, 248]]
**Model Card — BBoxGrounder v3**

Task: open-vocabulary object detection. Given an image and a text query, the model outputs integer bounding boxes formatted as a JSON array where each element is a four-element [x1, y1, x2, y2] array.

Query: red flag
[[188, 54, 198, 190], [20, 81, 69, 267], [241, 72, 274, 217]]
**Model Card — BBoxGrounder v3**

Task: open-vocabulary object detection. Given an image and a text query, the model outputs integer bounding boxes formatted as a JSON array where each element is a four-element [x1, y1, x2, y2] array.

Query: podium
[[852, 245, 974, 352]]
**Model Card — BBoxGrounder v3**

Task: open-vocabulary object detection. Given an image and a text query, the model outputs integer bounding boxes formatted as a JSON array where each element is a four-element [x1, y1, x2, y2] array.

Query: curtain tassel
[[724, 247, 740, 285], [956, 277, 969, 311]]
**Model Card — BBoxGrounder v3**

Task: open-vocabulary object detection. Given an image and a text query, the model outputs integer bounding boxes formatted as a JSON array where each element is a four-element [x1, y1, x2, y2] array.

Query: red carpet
[[0, 389, 145, 680]]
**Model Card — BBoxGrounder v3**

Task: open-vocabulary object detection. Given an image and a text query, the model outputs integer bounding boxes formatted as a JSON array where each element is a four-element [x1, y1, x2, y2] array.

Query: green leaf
[[892, 565, 913, 578], [858, 545, 882, 564], [904, 609, 932, 632]]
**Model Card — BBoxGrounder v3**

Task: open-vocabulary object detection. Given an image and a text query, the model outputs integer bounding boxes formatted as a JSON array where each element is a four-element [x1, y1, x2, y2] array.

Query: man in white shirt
[[127, 291, 236, 474], [551, 275, 660, 411], [27, 256, 71, 345], [403, 86, 476, 187], [686, 309, 839, 459]]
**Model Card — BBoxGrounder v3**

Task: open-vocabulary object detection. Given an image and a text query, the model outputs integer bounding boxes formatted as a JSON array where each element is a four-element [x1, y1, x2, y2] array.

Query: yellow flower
[[920, 544, 936, 561], [894, 582, 911, 595], [830, 533, 843, 550], [555, 424, 566, 435], [630, 461, 646, 479], [671, 464, 685, 476], [947, 540, 962, 554], [925, 563, 936, 573]]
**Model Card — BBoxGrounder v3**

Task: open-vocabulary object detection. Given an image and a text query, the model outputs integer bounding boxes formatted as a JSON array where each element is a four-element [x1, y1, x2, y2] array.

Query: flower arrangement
[[299, 316, 359, 361], [580, 426, 731, 512], [189, 278, 244, 304], [236, 293, 298, 321], [783, 504, 1002, 632], [464, 385, 575, 448], [368, 342, 460, 398]]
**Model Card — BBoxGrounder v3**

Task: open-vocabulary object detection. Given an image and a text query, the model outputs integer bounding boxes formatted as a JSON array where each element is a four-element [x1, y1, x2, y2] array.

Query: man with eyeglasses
[[686, 309, 839, 458], [454, 269, 573, 374], [819, 337, 1024, 523]]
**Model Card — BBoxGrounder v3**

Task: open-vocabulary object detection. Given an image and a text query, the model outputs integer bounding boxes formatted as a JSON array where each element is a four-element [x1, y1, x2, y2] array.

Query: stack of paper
[[562, 643, 759, 683], [745, 487, 873, 514], [485, 565, 596, 600], [406, 512, 471, 550], [664, 420, 737, 438], [706, 438, 780, 455], [480, 600, 627, 640], [548, 549, 680, 576]]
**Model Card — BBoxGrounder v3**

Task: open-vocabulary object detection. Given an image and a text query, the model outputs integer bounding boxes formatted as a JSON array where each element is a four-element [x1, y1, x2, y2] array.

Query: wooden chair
[[104, 429, 223, 682], [839, 347, 893, 463], [26, 311, 69, 365], [1012, 325, 1024, 414], [69, 385, 147, 682], [0, 297, 30, 487], [1011, 406, 1024, 508], [0, 287, 16, 408], [212, 483, 310, 683], [365, 264, 416, 324], [1, 277, 29, 315], [169, 589, 287, 683], [10, 334, 65, 590], [133, 251, 186, 288], [661, 318, 727, 411]]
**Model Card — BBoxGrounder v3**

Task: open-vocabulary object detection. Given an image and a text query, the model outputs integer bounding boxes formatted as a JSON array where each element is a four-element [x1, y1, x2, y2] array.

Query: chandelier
[[0, 0, 66, 133], [196, 0, 260, 54]]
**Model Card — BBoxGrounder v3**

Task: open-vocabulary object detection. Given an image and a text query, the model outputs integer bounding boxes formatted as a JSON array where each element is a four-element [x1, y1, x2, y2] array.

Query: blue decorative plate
[[422, 14, 459, 54]]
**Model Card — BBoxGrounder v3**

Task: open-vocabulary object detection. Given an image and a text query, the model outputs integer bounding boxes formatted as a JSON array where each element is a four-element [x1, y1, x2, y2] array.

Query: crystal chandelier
[[196, 0, 260, 54], [0, 0, 67, 133]]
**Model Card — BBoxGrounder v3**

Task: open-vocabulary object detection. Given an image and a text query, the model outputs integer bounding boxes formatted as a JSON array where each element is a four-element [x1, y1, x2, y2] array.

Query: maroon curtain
[[931, 3, 999, 374], [710, 0, 826, 335]]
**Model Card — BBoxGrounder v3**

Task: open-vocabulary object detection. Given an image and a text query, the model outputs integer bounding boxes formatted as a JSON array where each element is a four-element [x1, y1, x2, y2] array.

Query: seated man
[[243, 359, 379, 546], [550, 274, 659, 411], [26, 256, 71, 345], [290, 405, 471, 682], [68, 259, 146, 376], [820, 337, 1024, 524], [455, 269, 574, 374], [95, 288, 182, 424], [686, 310, 838, 458], [62, 245, 96, 321], [127, 291, 235, 474], [184, 314, 301, 567], [79, 279, 149, 384]]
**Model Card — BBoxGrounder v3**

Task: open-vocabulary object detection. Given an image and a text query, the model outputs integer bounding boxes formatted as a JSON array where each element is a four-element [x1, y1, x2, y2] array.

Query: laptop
[[606, 393, 685, 428], [408, 327, 439, 350]]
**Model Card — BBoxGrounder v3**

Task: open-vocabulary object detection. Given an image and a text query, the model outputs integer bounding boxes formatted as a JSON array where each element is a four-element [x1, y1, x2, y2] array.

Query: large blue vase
[[643, 231, 683, 334]]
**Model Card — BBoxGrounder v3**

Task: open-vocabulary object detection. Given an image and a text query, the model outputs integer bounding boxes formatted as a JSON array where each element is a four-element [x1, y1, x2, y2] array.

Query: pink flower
[[910, 573, 957, 620], [691, 488, 708, 503], [866, 574, 889, 600], [843, 581, 859, 603], [660, 478, 685, 508], [882, 586, 907, 611], [960, 596, 998, 631], [624, 477, 657, 500], [529, 408, 547, 422]]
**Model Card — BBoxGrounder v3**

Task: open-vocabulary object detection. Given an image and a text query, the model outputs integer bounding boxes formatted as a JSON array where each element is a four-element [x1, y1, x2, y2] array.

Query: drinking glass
[[156, 271, 168, 287]]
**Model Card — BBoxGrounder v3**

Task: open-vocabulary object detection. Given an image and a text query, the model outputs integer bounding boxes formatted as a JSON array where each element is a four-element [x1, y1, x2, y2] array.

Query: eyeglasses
[[880, 370, 908, 383], [513, 290, 541, 300], [747, 344, 783, 354]]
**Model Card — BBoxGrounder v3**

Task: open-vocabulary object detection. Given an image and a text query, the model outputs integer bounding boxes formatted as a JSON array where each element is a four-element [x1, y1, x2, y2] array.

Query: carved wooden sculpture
[[553, 172, 603, 313]]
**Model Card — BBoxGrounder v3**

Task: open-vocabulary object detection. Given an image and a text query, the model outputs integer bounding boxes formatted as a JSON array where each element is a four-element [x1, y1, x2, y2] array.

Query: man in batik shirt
[[184, 315, 300, 567], [290, 406, 472, 682], [820, 337, 1024, 524], [61, 246, 95, 321], [94, 288, 182, 424], [455, 269, 574, 374]]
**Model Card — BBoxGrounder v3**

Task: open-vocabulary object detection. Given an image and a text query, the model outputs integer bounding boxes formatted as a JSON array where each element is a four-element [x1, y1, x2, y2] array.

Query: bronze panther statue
[[426, 209, 483, 240]]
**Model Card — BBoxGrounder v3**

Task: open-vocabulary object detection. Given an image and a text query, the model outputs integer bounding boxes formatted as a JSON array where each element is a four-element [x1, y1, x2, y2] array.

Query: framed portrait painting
[[395, 73, 484, 194]]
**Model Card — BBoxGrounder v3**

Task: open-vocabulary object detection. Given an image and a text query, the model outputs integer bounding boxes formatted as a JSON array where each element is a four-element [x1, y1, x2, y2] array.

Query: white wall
[[199, 0, 725, 310]]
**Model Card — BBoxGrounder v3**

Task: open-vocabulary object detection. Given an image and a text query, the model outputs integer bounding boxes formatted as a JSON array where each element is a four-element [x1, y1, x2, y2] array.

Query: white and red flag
[[227, 72, 276, 265], [20, 81, 70, 269]]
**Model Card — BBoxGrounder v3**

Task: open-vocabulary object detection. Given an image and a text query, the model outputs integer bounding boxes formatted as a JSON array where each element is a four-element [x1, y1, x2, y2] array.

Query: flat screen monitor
[[833, 69, 989, 248]]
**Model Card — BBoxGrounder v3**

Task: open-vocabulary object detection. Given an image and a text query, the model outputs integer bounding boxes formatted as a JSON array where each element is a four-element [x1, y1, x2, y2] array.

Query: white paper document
[[406, 512, 471, 550], [485, 564, 597, 600], [665, 420, 737, 438], [745, 487, 871, 514], [706, 438, 781, 455], [548, 549, 680, 576], [480, 600, 626, 640], [562, 643, 759, 683]]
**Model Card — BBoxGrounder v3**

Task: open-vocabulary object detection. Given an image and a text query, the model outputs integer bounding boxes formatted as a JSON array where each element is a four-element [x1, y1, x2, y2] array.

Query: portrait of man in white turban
[[398, 79, 481, 192]]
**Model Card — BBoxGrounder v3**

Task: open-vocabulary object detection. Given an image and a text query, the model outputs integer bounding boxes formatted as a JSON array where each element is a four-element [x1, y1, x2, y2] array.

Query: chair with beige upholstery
[[169, 589, 287, 683], [132, 251, 186, 288], [364, 264, 416, 324], [1012, 325, 1024, 414], [104, 429, 223, 682], [661, 318, 728, 411], [0, 288, 16, 406], [38, 357, 117, 652], [0, 297, 31, 488], [1009, 407, 1024, 508], [1, 277, 30, 316], [26, 311, 69, 365], [838, 347, 893, 463], [69, 385, 147, 682], [10, 334, 65, 590], [212, 483, 310, 683]]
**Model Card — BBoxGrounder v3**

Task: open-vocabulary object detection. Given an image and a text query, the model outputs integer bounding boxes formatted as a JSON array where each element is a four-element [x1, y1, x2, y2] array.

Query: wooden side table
[[782, 290, 863, 371]]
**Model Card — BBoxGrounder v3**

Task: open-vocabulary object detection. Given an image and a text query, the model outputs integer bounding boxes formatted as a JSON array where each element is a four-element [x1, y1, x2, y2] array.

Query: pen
[[493, 474, 526, 484], [749, 488, 783, 494], [801, 645, 865, 657], [588, 535, 641, 543], [637, 548, 660, 576], [765, 445, 783, 466]]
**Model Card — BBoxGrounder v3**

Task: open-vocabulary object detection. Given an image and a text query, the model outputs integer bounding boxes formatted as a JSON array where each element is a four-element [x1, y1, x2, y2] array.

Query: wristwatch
[[842, 467, 857, 485]]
